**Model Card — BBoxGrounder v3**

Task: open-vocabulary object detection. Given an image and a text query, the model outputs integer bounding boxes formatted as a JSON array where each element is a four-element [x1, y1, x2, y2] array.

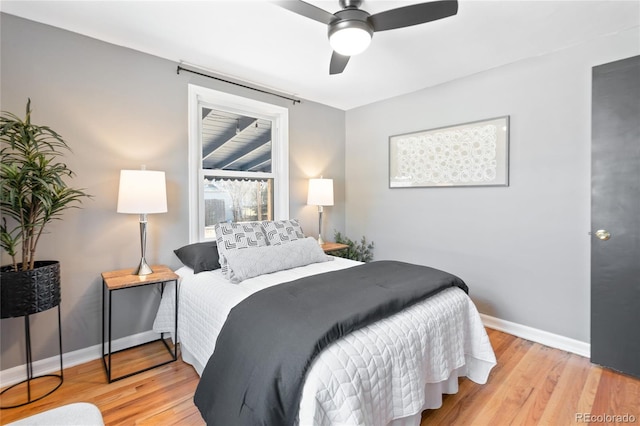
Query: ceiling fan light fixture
[[328, 20, 373, 56]]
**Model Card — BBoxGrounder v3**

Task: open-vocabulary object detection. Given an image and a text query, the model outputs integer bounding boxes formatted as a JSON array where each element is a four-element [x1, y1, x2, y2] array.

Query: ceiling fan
[[275, 0, 459, 75]]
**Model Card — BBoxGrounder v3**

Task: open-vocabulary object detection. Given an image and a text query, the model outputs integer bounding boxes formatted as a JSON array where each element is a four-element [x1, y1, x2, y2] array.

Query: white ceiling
[[2, 0, 638, 110]]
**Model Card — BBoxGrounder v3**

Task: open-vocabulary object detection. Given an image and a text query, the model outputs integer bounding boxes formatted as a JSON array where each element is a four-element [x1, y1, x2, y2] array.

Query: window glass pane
[[203, 177, 273, 239], [202, 108, 272, 172]]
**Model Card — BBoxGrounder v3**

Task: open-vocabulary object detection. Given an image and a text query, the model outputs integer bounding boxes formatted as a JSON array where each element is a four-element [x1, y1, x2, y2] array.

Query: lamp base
[[134, 217, 153, 275], [317, 206, 325, 246], [134, 258, 153, 276]]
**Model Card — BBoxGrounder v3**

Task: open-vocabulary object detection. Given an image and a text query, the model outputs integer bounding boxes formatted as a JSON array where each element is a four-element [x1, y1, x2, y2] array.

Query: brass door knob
[[595, 229, 611, 240]]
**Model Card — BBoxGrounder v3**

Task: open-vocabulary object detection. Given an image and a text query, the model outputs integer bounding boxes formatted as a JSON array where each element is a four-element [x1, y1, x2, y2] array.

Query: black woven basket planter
[[0, 261, 61, 319]]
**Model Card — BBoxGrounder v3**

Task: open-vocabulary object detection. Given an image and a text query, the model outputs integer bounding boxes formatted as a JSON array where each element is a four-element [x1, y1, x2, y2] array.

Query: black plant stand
[[0, 261, 64, 409], [0, 307, 63, 409]]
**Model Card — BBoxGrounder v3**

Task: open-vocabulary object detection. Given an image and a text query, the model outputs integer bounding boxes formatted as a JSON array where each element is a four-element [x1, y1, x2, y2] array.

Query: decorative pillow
[[215, 222, 268, 278], [224, 237, 331, 283], [173, 241, 220, 273], [261, 219, 305, 245]]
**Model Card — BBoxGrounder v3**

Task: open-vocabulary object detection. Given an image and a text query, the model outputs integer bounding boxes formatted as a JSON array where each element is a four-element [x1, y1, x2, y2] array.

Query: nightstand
[[101, 265, 178, 383], [321, 242, 349, 253]]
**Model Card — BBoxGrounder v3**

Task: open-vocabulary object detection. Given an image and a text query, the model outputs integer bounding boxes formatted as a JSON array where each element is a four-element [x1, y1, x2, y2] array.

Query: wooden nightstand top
[[321, 242, 349, 253], [101, 265, 178, 290]]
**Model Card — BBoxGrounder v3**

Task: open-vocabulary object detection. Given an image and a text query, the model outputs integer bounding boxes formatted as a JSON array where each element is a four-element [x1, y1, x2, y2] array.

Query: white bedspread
[[153, 257, 496, 426]]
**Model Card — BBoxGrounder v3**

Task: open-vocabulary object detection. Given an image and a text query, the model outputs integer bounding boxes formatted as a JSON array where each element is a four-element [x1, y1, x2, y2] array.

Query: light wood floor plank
[[473, 343, 558, 424], [538, 352, 592, 425], [2, 329, 639, 425], [574, 365, 603, 418]]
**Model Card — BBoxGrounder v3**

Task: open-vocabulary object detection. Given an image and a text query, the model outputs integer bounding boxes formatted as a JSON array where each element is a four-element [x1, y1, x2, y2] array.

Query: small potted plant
[[1, 99, 90, 319], [333, 231, 375, 263]]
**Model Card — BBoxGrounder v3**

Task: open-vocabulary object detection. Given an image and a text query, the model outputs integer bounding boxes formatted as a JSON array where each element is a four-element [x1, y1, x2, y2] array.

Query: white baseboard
[[480, 313, 591, 358], [0, 330, 159, 387], [1, 316, 591, 386]]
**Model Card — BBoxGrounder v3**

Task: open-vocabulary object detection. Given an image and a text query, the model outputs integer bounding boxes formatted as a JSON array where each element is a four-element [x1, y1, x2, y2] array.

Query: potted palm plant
[[1, 99, 90, 319]]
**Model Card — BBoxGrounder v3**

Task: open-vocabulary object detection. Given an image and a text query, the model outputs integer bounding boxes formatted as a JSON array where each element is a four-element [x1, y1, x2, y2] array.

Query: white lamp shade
[[117, 170, 168, 214], [307, 178, 334, 206]]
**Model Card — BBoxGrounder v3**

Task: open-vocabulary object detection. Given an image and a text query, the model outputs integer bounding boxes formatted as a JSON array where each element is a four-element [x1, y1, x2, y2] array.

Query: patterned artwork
[[390, 116, 509, 187]]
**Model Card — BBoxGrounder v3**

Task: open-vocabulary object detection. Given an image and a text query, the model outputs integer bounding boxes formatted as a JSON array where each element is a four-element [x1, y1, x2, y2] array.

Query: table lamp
[[307, 178, 334, 245], [117, 169, 167, 275]]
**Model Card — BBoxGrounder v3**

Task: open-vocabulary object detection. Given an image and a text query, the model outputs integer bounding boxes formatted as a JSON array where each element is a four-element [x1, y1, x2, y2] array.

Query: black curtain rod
[[177, 65, 301, 105]]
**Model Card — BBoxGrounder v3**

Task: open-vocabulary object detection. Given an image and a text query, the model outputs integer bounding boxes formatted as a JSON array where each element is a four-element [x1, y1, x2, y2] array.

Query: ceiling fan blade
[[329, 51, 350, 75], [274, 0, 337, 25], [369, 0, 458, 32]]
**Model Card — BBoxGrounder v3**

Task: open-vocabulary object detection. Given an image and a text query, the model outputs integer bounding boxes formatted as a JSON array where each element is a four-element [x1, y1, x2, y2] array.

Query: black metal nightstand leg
[[108, 288, 112, 382]]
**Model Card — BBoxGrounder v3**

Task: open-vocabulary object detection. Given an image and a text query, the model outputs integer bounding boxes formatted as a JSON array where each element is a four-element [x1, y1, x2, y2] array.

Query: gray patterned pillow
[[262, 219, 305, 245], [224, 237, 330, 283], [215, 222, 268, 278]]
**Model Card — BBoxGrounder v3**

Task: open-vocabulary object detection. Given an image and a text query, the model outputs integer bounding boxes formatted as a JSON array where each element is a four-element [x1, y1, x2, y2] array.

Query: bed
[[153, 221, 496, 426]]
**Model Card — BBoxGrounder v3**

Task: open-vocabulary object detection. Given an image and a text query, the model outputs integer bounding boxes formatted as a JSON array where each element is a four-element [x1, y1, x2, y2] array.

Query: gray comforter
[[194, 260, 468, 426]]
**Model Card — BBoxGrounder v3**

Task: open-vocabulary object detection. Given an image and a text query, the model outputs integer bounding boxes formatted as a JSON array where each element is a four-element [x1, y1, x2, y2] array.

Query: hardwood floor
[[1, 329, 638, 425], [421, 330, 639, 425]]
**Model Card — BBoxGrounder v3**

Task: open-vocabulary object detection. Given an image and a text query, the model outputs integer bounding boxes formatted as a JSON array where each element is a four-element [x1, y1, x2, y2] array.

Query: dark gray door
[[591, 55, 640, 378]]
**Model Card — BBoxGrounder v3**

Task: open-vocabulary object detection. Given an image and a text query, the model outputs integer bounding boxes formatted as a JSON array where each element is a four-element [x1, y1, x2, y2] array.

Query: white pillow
[[215, 222, 268, 279], [224, 237, 331, 283]]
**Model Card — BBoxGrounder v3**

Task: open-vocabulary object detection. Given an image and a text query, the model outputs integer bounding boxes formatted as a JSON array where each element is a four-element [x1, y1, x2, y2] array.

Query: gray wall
[[0, 14, 345, 369], [345, 27, 640, 343]]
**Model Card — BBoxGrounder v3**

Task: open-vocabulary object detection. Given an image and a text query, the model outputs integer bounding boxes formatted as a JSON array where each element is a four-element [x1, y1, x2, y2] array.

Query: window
[[188, 85, 289, 241]]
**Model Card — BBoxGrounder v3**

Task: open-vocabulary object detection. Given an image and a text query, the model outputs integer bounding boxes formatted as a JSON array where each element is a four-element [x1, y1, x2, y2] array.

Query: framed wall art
[[389, 116, 509, 188]]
